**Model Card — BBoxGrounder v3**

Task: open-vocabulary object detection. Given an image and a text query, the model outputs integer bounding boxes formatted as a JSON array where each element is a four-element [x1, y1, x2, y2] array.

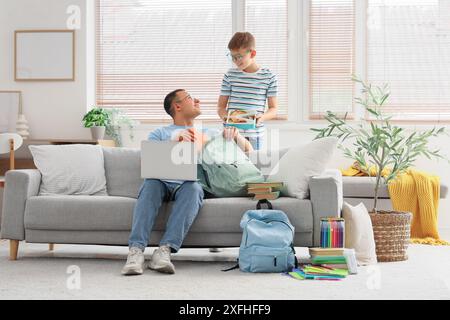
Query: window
[[367, 0, 450, 120], [96, 0, 232, 121], [308, 0, 355, 119], [96, 0, 289, 122], [245, 0, 288, 118]]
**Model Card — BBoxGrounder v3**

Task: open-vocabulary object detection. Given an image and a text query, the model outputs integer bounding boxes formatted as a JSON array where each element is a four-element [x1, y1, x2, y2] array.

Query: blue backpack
[[224, 199, 298, 273]]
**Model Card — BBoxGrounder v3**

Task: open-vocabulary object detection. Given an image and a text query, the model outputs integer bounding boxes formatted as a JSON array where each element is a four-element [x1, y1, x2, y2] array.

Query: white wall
[[1, 0, 450, 234], [0, 0, 91, 139]]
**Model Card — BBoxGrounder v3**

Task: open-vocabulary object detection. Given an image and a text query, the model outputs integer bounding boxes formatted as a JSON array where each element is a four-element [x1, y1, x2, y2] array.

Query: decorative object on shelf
[[0, 91, 21, 133], [82, 107, 110, 140], [312, 76, 448, 261], [15, 30, 75, 81], [16, 114, 30, 139], [104, 108, 135, 147], [15, 93, 30, 139]]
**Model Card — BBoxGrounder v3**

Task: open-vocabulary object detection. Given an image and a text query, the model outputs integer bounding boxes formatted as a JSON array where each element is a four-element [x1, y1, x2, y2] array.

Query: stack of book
[[286, 247, 355, 281], [309, 247, 348, 269], [247, 182, 283, 200], [308, 247, 358, 274], [287, 265, 348, 281]]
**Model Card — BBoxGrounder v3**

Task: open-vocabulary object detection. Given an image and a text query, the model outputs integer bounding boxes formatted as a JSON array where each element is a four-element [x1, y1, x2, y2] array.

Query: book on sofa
[[247, 182, 283, 200]]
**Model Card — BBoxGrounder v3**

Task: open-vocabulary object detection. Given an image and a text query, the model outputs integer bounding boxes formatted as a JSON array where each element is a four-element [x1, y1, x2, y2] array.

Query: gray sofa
[[0, 147, 343, 260]]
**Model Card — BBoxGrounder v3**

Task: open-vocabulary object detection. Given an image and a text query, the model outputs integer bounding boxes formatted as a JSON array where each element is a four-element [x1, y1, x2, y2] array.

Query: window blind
[[96, 0, 232, 121], [367, 0, 450, 120], [309, 0, 355, 119], [245, 0, 288, 118]]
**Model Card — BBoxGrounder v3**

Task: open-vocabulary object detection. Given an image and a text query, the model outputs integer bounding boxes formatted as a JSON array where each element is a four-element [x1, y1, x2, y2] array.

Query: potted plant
[[311, 76, 447, 261], [104, 108, 135, 147], [82, 107, 110, 140]]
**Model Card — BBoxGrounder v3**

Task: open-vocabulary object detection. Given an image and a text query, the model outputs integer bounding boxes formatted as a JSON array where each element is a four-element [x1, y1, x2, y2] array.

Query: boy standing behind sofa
[[217, 32, 278, 150]]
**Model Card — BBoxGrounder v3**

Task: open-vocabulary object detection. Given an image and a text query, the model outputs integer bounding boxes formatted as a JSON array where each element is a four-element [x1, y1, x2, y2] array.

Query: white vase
[[16, 114, 30, 139], [90, 126, 105, 140]]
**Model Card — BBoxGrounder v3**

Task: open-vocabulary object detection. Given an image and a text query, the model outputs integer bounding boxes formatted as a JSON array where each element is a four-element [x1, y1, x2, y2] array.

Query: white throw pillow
[[29, 144, 108, 196], [342, 202, 377, 265], [267, 137, 338, 199]]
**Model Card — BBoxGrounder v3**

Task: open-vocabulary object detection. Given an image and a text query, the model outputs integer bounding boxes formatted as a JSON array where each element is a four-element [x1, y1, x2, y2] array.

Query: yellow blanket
[[341, 162, 449, 245]]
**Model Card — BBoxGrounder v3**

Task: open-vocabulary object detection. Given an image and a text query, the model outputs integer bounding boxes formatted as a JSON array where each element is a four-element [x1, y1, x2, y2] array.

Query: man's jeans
[[128, 179, 204, 252]]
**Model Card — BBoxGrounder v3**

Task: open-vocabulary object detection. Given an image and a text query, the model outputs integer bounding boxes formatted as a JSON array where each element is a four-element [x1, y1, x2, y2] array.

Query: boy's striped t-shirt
[[220, 67, 278, 137]]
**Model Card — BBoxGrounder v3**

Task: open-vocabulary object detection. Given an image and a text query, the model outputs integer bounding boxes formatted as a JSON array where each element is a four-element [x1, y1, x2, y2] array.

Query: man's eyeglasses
[[176, 93, 193, 103], [227, 49, 251, 62]]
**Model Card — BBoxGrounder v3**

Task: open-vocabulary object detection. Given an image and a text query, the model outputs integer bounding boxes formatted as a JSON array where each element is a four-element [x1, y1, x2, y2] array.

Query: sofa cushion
[[248, 147, 289, 176], [24, 196, 135, 231], [103, 147, 143, 198], [24, 196, 313, 233], [29, 144, 108, 196], [342, 176, 448, 199], [342, 202, 377, 265], [268, 137, 338, 199]]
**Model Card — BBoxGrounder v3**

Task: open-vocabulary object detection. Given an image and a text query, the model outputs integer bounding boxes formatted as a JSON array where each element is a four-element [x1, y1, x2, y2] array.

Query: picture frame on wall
[[14, 30, 75, 81], [0, 91, 21, 133]]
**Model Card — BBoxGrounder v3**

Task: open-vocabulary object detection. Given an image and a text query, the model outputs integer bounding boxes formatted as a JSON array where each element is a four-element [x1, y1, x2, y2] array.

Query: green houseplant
[[104, 108, 135, 147], [311, 76, 447, 261], [82, 107, 110, 140], [312, 76, 446, 213]]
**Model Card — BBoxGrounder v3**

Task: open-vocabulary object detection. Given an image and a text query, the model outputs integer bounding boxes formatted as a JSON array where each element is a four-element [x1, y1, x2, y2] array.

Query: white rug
[[0, 239, 449, 300]]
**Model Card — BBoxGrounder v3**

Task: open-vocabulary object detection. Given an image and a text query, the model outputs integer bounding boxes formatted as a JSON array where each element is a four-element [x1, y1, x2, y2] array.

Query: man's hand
[[223, 126, 239, 141], [224, 127, 253, 153], [176, 128, 199, 142], [176, 128, 208, 151]]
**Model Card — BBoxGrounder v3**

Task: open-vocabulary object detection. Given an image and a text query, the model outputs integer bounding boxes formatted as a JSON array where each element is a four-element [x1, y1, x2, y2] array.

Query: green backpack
[[197, 135, 264, 197]]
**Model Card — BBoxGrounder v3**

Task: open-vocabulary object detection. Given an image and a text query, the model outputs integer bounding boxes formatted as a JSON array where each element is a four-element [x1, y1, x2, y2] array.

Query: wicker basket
[[369, 210, 412, 262]]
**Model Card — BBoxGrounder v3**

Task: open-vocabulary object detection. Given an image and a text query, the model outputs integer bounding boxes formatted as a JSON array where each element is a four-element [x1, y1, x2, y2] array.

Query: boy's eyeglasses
[[227, 49, 251, 62]]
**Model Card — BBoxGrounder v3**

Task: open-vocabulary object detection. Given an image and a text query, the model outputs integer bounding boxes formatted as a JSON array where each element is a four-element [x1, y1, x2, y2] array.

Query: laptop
[[141, 140, 198, 181]]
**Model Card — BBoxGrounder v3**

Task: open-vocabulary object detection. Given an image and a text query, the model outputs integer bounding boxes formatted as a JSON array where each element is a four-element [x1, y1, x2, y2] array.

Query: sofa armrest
[[1, 170, 41, 240], [309, 169, 343, 247]]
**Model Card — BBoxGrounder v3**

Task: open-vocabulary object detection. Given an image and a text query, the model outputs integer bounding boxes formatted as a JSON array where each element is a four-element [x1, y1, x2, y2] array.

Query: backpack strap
[[221, 259, 239, 272], [256, 199, 273, 210], [291, 244, 299, 270]]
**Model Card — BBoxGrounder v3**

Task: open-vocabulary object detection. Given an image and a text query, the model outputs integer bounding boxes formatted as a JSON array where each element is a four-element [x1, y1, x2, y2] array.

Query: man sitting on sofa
[[122, 89, 253, 275]]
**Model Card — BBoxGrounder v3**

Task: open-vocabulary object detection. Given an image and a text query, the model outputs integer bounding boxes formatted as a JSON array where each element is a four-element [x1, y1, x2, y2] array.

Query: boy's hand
[[255, 114, 264, 126], [223, 127, 239, 141]]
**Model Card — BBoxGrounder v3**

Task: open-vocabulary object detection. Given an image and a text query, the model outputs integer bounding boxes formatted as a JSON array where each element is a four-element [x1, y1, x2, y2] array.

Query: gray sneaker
[[149, 245, 175, 274], [121, 247, 145, 276]]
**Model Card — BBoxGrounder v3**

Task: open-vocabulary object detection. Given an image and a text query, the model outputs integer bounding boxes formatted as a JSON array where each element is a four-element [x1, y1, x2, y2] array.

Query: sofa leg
[[49, 243, 54, 251], [9, 240, 19, 260]]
